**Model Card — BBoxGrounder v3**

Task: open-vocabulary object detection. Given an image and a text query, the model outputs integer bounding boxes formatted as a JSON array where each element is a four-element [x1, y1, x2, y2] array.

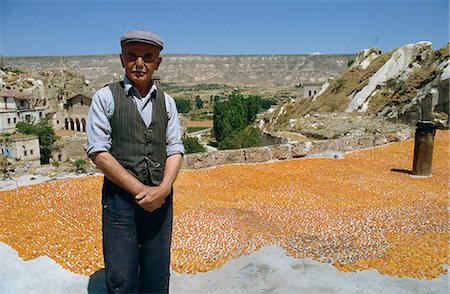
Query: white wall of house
[[0, 97, 17, 110], [303, 85, 322, 98], [1, 135, 40, 164], [11, 137, 40, 162], [15, 99, 31, 110], [0, 95, 46, 133], [0, 110, 20, 133], [18, 109, 43, 123]]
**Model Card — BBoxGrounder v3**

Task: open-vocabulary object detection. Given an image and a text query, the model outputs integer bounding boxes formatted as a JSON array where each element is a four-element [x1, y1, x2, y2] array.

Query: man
[[86, 29, 184, 293]]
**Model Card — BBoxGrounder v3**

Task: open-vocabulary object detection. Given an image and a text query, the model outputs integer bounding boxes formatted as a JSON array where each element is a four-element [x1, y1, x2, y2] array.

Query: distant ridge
[[3, 53, 356, 88]]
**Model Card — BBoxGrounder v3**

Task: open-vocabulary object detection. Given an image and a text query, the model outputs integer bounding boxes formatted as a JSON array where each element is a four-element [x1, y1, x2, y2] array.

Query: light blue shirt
[[86, 77, 185, 157]]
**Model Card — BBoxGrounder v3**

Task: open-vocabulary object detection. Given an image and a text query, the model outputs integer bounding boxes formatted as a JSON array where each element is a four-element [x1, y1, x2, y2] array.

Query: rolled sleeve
[[165, 93, 185, 157], [86, 87, 114, 156]]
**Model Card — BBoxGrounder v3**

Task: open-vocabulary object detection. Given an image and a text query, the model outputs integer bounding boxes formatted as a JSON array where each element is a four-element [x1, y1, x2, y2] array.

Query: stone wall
[[52, 134, 88, 163], [181, 131, 412, 170]]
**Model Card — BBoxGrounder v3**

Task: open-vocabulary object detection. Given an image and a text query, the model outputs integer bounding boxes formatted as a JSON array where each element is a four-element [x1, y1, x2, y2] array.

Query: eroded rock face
[[346, 42, 434, 113], [259, 41, 449, 142], [0, 67, 95, 110], [353, 48, 383, 70]]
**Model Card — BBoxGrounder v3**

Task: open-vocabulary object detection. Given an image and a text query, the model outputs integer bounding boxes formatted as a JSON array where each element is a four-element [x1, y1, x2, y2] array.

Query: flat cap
[[120, 29, 164, 50]]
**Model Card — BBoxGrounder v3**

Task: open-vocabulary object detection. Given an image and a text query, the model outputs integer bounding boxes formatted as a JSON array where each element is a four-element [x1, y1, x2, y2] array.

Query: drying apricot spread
[[1, 131, 448, 279]]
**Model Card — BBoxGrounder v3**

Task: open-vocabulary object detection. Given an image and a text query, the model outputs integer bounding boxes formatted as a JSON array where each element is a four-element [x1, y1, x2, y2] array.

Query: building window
[[7, 118, 11, 124], [30, 150, 34, 155], [25, 114, 31, 122], [81, 100, 83, 106], [57, 120, 60, 124], [13, 118, 16, 123], [58, 154, 62, 161], [24, 150, 27, 156], [20, 101, 26, 107], [39, 112, 42, 117]]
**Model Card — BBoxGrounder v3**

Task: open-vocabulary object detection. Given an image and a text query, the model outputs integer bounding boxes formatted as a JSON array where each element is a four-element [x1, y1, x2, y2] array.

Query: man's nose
[[135, 56, 144, 65]]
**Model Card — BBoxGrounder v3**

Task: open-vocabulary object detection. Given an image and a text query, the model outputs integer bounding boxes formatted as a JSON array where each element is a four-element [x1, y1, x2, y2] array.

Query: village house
[[0, 89, 46, 133], [302, 82, 324, 98], [0, 133, 41, 166], [50, 93, 91, 132]]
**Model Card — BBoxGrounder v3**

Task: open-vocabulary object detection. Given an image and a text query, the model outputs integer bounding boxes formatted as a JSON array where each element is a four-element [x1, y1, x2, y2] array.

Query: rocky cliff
[[0, 66, 95, 110], [259, 42, 449, 140]]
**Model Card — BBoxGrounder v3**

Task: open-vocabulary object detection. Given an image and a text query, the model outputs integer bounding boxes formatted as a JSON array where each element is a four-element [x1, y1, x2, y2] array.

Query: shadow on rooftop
[[87, 269, 107, 293], [390, 168, 413, 175]]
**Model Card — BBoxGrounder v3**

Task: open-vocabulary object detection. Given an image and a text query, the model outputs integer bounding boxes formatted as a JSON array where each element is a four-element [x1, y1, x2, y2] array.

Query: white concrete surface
[[1, 243, 448, 294]]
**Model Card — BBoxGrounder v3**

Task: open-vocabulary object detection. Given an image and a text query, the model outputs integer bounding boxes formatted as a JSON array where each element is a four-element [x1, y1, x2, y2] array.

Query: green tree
[[219, 127, 261, 150], [211, 95, 221, 105], [244, 95, 261, 124], [182, 135, 207, 154], [213, 90, 247, 143], [175, 98, 192, 113], [195, 96, 204, 109], [16, 119, 58, 164], [260, 98, 276, 109]]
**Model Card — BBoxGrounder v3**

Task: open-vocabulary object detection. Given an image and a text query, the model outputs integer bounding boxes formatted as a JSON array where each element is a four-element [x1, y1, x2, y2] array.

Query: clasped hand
[[135, 185, 170, 212]]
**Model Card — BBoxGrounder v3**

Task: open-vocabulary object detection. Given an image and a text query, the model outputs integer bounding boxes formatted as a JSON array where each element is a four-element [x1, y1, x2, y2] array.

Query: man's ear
[[120, 53, 126, 68], [155, 57, 162, 70]]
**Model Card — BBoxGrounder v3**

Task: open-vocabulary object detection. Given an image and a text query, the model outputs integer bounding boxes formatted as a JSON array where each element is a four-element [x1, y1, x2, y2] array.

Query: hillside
[[259, 42, 449, 140], [3, 53, 355, 89]]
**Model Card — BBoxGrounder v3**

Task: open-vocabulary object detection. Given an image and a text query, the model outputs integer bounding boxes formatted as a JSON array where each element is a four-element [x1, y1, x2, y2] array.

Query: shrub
[[260, 98, 276, 109], [182, 136, 207, 154], [175, 98, 192, 113], [195, 96, 204, 109], [219, 127, 261, 150], [73, 159, 87, 173], [347, 59, 355, 67]]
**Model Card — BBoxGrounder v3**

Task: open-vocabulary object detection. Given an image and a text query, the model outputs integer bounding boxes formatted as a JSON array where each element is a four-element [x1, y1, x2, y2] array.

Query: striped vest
[[109, 81, 167, 185]]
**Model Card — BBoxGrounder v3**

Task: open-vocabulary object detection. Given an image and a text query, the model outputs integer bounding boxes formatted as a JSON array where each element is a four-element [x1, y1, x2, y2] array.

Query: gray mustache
[[131, 65, 147, 73]]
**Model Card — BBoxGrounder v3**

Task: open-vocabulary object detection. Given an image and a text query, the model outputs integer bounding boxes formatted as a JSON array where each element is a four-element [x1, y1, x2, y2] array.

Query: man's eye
[[143, 55, 153, 62]]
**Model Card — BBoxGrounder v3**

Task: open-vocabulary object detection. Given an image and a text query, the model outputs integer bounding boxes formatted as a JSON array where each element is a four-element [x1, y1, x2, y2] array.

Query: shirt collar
[[123, 75, 158, 98]]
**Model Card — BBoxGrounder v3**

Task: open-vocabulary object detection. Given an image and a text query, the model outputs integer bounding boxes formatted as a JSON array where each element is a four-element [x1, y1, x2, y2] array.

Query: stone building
[[0, 133, 41, 166], [302, 82, 324, 98], [50, 94, 91, 132], [51, 132, 87, 163], [0, 89, 46, 133]]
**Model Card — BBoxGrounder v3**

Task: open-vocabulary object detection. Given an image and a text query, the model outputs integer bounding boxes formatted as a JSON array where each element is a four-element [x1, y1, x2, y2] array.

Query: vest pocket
[[148, 166, 164, 186]]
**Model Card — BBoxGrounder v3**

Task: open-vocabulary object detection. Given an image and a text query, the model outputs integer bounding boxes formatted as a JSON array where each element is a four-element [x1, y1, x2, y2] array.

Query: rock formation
[[259, 42, 449, 140], [0, 65, 95, 112]]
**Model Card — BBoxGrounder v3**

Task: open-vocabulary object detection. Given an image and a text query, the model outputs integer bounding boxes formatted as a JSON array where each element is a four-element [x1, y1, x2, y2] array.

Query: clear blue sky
[[1, 0, 448, 56]]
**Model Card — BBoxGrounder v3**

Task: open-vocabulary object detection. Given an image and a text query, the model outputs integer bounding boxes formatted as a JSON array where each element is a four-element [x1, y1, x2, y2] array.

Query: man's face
[[120, 42, 162, 88]]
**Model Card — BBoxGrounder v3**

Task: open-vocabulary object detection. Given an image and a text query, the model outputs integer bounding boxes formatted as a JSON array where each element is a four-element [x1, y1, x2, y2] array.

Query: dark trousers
[[102, 177, 173, 293]]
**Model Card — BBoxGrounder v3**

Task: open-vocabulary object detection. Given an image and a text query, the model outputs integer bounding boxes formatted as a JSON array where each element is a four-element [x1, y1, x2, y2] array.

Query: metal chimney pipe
[[412, 121, 436, 177]]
